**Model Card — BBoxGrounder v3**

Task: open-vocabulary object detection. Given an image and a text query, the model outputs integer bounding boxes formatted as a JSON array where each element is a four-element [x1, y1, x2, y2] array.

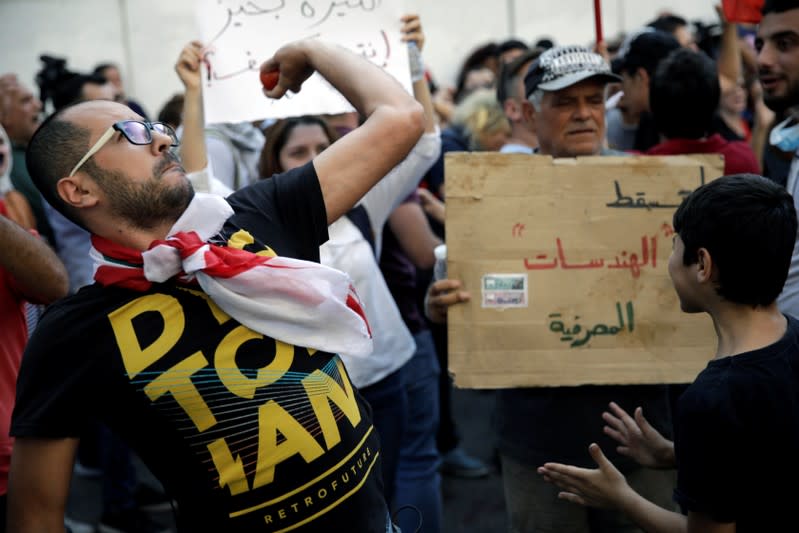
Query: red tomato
[[260, 70, 279, 90]]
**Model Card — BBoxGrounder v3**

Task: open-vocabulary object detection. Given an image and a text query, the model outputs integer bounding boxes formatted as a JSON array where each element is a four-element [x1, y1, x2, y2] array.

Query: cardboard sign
[[445, 153, 724, 388], [196, 0, 412, 124]]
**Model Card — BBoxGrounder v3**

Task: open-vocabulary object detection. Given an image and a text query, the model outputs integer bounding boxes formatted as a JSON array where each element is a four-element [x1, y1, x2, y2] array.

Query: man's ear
[[695, 247, 714, 283], [503, 98, 520, 121], [56, 175, 100, 209], [522, 100, 536, 126], [637, 67, 650, 88]]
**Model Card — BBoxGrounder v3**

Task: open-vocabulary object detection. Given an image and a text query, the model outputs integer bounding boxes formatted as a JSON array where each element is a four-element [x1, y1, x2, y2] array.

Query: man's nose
[[573, 99, 592, 120], [758, 41, 777, 71], [150, 129, 173, 153]]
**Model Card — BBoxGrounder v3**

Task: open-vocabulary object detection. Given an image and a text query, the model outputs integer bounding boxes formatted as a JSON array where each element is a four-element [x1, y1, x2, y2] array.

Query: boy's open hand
[[602, 402, 675, 469], [537, 443, 632, 509]]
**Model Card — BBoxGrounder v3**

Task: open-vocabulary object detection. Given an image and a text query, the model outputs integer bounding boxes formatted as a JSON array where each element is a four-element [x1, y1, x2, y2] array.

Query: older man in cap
[[427, 45, 675, 533], [498, 45, 676, 533]]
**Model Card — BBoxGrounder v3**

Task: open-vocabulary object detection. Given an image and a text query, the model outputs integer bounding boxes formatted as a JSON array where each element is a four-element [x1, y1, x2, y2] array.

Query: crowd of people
[[1, 1, 798, 532]]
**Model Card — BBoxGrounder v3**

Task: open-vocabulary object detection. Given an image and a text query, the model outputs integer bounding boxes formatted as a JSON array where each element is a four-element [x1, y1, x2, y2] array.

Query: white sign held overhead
[[197, 0, 411, 124]]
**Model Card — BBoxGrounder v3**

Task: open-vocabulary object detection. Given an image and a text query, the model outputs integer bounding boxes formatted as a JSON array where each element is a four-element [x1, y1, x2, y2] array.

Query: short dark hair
[[650, 48, 719, 139], [612, 31, 681, 77], [157, 93, 185, 130], [498, 39, 529, 56], [673, 174, 797, 307], [497, 48, 543, 103], [454, 42, 500, 102], [534, 38, 555, 50], [762, 0, 799, 15], [93, 63, 118, 76], [25, 103, 92, 226], [647, 15, 689, 34]]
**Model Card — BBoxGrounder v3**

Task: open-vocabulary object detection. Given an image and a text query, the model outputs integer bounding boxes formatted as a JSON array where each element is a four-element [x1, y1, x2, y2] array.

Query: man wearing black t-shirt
[[538, 174, 799, 532], [7, 40, 424, 532]]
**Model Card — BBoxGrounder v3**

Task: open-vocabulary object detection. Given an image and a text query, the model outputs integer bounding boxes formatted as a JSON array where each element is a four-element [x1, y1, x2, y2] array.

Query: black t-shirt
[[673, 315, 799, 530], [12, 163, 387, 532]]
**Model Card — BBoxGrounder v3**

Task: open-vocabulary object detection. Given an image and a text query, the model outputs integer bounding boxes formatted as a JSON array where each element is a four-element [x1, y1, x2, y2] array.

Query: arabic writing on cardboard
[[445, 153, 723, 388]]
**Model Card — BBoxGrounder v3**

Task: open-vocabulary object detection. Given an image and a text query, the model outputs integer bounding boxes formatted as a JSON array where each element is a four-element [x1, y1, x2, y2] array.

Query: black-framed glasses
[[69, 120, 179, 177]]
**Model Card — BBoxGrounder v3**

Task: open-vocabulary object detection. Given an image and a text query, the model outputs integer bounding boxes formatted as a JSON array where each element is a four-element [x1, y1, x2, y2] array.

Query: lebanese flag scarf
[[90, 192, 373, 357]]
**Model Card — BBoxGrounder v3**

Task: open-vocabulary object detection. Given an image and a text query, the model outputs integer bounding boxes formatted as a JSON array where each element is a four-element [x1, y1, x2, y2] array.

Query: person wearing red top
[[0, 198, 67, 532], [645, 47, 761, 175], [647, 134, 761, 175]]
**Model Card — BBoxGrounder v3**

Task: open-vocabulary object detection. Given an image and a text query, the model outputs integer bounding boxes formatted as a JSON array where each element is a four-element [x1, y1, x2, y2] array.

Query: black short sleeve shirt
[[12, 163, 387, 532]]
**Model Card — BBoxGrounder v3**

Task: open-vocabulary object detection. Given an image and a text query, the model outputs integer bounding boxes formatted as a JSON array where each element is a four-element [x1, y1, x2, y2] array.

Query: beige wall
[[0, 0, 717, 118]]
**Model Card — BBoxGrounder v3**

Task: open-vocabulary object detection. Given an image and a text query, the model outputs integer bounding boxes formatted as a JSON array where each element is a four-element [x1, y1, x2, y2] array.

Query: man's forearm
[[302, 41, 419, 120], [0, 215, 68, 303], [180, 86, 208, 174], [304, 40, 424, 223]]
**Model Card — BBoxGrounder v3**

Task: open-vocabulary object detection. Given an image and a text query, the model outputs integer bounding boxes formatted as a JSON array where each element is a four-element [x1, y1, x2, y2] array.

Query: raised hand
[[602, 402, 675, 469], [259, 41, 317, 99], [400, 13, 425, 51], [537, 443, 633, 509], [175, 41, 204, 92]]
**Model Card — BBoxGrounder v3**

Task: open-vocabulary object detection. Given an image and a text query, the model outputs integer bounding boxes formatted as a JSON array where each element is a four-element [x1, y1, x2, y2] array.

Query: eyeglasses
[[69, 120, 179, 177]]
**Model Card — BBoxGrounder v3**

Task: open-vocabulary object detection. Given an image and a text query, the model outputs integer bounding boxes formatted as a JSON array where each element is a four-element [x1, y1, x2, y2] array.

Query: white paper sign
[[197, 0, 411, 124]]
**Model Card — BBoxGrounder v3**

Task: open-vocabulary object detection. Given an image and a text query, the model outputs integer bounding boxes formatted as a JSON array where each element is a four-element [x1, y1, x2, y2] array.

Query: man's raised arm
[[0, 214, 68, 304], [261, 40, 425, 224]]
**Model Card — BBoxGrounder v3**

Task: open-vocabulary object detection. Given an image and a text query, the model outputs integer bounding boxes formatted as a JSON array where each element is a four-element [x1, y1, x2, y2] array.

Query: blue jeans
[[360, 368, 408, 503], [394, 330, 441, 533]]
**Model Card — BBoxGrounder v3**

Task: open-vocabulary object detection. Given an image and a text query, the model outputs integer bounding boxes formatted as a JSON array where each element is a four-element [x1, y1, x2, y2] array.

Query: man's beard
[[763, 75, 799, 114], [89, 151, 194, 230]]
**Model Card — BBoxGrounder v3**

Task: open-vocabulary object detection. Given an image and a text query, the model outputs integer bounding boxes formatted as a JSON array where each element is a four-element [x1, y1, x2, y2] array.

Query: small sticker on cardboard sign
[[482, 274, 528, 308]]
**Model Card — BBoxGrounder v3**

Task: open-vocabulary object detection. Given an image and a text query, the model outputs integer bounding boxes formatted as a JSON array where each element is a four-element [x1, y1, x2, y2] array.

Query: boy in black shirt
[[538, 174, 799, 532]]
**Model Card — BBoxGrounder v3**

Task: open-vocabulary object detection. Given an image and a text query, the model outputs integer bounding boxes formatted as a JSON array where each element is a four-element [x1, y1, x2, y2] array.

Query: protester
[[0, 124, 34, 230], [418, 85, 508, 485], [0, 75, 51, 244], [425, 88, 509, 198], [7, 39, 424, 532], [538, 174, 799, 532], [94, 63, 149, 119], [453, 42, 501, 104], [497, 48, 542, 153], [426, 45, 675, 532], [607, 30, 681, 151], [252, 16, 444, 530], [258, 117, 338, 178], [648, 14, 698, 50], [759, 1, 799, 318], [379, 191, 446, 532], [0, 137, 68, 530], [646, 48, 761, 174], [497, 39, 530, 65]]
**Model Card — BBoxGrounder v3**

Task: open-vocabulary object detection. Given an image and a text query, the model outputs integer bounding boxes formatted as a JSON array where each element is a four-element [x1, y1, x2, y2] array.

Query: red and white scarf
[[90, 193, 373, 357]]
